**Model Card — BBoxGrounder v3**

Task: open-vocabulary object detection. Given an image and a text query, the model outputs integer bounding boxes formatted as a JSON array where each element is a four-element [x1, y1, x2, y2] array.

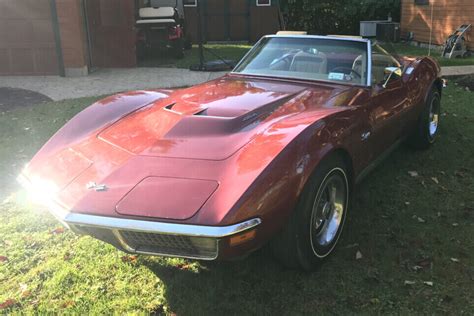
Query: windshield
[[233, 37, 369, 86]]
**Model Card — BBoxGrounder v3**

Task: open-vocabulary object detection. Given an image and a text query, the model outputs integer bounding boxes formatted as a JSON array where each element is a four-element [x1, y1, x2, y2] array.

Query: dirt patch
[[452, 75, 474, 92], [0, 87, 52, 111]]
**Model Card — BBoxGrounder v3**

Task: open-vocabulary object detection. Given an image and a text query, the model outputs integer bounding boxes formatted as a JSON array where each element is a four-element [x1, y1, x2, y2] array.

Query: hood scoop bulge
[[98, 78, 306, 160]]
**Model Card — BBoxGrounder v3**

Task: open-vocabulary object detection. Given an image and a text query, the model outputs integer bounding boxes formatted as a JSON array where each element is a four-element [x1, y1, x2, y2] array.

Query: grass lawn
[[0, 84, 473, 314], [139, 42, 474, 69], [138, 44, 251, 69], [389, 43, 474, 67]]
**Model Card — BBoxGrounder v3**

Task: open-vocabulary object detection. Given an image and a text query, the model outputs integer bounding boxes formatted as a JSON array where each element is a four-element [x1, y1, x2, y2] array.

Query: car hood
[[97, 75, 344, 160], [22, 75, 361, 222]]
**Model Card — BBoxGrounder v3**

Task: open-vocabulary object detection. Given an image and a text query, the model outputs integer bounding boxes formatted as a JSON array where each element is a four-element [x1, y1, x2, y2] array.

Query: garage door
[[0, 0, 59, 75], [85, 0, 137, 68]]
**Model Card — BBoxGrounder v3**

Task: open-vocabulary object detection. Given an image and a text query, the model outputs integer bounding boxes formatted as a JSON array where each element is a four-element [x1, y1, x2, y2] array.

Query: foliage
[[280, 0, 401, 35]]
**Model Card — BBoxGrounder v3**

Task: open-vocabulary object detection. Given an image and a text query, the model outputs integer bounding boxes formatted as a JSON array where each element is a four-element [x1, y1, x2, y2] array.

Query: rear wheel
[[409, 89, 441, 149], [271, 155, 350, 271]]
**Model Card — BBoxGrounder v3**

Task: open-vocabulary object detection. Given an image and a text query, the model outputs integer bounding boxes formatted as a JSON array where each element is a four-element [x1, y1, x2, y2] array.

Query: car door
[[364, 45, 409, 159]]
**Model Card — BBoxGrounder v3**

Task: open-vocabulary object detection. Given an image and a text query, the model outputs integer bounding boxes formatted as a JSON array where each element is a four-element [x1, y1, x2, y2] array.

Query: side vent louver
[[164, 103, 176, 110], [193, 109, 208, 116]]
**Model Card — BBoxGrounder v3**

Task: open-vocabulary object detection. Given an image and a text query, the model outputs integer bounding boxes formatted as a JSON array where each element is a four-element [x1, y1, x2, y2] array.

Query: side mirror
[[382, 67, 402, 88]]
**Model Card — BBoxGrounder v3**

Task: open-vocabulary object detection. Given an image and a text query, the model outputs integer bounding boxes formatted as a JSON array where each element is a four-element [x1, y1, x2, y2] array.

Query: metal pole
[[81, 0, 94, 71], [49, 0, 65, 77], [197, 0, 204, 69], [428, 0, 434, 56]]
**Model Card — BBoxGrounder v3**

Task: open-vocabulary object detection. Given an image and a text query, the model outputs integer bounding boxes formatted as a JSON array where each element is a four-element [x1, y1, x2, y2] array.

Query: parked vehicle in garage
[[136, 0, 187, 59], [19, 35, 443, 270]]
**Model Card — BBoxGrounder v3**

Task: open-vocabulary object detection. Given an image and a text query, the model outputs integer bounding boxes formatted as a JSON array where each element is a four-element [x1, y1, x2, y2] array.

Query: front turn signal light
[[229, 229, 257, 247]]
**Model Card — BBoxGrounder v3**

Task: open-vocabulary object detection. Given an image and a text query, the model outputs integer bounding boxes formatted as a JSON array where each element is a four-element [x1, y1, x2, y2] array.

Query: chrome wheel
[[310, 168, 348, 257], [429, 96, 440, 138]]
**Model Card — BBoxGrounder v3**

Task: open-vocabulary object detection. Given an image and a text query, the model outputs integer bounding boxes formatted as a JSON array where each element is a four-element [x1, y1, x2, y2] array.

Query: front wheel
[[409, 88, 441, 149], [271, 155, 350, 271]]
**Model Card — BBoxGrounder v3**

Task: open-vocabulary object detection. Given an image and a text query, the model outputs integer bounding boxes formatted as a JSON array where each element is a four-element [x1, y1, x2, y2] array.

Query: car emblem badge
[[86, 182, 108, 192]]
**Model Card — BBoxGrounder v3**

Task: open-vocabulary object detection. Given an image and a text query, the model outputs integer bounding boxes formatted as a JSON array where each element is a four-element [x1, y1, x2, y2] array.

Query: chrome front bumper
[[18, 173, 261, 260]]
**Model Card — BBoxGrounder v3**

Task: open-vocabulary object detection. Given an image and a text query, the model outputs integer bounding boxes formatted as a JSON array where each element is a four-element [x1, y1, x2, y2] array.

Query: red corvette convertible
[[19, 35, 443, 270]]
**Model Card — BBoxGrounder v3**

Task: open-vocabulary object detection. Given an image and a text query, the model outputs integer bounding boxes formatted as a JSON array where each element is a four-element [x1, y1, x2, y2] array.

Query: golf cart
[[136, 0, 188, 59]]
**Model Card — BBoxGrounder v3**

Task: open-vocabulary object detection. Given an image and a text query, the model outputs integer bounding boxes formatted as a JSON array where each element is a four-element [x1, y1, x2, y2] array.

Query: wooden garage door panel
[[87, 0, 136, 68], [0, 0, 58, 75]]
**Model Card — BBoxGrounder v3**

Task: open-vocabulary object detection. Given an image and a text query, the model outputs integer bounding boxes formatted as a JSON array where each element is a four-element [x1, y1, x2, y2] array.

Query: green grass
[[139, 42, 474, 69], [1, 86, 473, 314], [139, 44, 252, 69], [383, 43, 474, 67]]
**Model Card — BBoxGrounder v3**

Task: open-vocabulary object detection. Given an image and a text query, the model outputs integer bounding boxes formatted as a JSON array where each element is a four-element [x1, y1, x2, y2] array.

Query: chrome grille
[[118, 230, 218, 259]]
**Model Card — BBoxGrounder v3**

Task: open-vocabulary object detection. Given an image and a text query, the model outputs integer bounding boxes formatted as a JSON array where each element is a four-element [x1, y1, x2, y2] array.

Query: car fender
[[28, 90, 170, 162]]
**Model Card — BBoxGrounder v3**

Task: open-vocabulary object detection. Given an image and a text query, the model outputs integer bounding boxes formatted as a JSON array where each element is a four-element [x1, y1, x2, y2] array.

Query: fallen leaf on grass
[[19, 284, 30, 298], [423, 281, 434, 287], [412, 265, 423, 272], [176, 263, 194, 271], [455, 170, 466, 178], [416, 258, 432, 268], [431, 177, 439, 184], [356, 250, 363, 260], [61, 300, 75, 308], [50, 227, 65, 234], [450, 258, 460, 263], [408, 171, 419, 177], [417, 216, 426, 223], [0, 299, 16, 310], [121, 255, 138, 263], [404, 280, 416, 286], [0, 256, 8, 262]]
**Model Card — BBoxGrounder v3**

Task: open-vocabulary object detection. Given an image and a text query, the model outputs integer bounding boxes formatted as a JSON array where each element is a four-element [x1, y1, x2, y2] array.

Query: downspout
[[49, 0, 65, 77], [81, 0, 94, 71]]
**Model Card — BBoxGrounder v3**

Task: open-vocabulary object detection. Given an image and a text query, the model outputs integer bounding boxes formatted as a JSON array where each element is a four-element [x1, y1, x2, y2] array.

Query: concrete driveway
[[0, 66, 472, 102], [0, 68, 227, 101]]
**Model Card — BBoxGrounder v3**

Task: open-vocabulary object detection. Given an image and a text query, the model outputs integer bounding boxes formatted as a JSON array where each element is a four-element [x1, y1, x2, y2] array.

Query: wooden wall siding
[[401, 0, 474, 48], [0, 0, 59, 75]]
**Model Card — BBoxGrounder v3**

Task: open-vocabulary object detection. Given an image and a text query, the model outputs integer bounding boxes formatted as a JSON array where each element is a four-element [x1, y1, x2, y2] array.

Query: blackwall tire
[[271, 155, 350, 271]]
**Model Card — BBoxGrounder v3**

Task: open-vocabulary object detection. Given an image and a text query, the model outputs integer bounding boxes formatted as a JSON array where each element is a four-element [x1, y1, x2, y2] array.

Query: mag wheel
[[309, 168, 348, 258], [410, 89, 441, 149], [272, 155, 350, 271]]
